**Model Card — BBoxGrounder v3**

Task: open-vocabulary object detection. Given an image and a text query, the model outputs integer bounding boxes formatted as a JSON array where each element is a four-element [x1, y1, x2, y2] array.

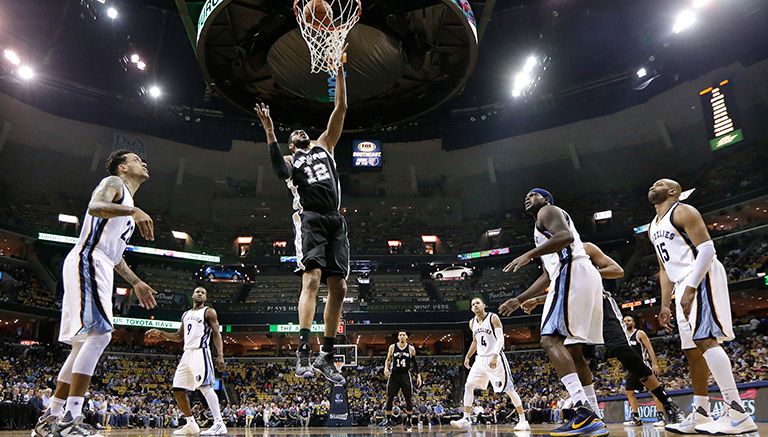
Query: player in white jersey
[[33, 151, 157, 437], [450, 297, 529, 431], [146, 287, 227, 435], [648, 179, 756, 435], [499, 188, 607, 437]]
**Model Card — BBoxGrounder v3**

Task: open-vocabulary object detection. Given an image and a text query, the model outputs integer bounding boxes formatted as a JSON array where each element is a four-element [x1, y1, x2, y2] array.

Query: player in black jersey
[[623, 314, 667, 427], [383, 331, 422, 433], [254, 45, 349, 385]]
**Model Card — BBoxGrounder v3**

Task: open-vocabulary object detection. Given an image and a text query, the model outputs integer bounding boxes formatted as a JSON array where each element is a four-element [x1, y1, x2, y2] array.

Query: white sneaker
[[653, 418, 666, 428], [51, 415, 104, 437], [695, 406, 757, 435], [665, 407, 714, 434], [173, 420, 201, 435], [514, 419, 531, 431], [200, 421, 227, 436], [450, 417, 472, 429]]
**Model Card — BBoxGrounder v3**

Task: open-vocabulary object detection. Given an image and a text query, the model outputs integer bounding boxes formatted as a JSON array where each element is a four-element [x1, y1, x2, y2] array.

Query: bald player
[[648, 178, 756, 435]]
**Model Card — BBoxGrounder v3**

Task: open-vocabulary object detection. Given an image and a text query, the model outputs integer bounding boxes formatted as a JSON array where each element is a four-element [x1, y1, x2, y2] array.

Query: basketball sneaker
[[295, 348, 314, 379], [200, 421, 227, 435], [172, 419, 201, 435], [550, 403, 607, 437], [49, 413, 103, 437], [653, 412, 666, 428], [665, 406, 713, 434], [32, 409, 60, 437], [450, 417, 472, 429], [663, 399, 685, 424], [514, 418, 531, 431], [623, 412, 642, 427], [312, 351, 346, 384], [694, 402, 757, 435]]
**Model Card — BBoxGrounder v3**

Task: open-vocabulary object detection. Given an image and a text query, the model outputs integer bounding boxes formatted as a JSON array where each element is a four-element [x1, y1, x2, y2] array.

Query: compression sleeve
[[492, 327, 505, 354], [269, 142, 291, 179], [684, 240, 716, 290]]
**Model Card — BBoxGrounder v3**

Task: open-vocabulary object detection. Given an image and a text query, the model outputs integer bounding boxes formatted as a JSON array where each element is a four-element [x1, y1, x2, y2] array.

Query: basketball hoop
[[294, 0, 361, 77]]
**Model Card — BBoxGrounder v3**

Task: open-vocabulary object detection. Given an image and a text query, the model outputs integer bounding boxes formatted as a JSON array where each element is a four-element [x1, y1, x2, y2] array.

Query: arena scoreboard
[[699, 79, 743, 151], [352, 140, 382, 167]]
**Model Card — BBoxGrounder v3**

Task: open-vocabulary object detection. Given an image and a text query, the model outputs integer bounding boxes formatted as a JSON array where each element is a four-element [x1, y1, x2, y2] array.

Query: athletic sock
[[298, 329, 311, 351], [321, 336, 335, 353], [702, 347, 745, 413], [65, 396, 85, 418], [561, 373, 588, 406], [583, 384, 599, 412], [385, 413, 392, 425], [693, 395, 709, 414], [406, 414, 412, 426], [185, 416, 196, 425], [651, 385, 672, 407], [50, 396, 66, 416]]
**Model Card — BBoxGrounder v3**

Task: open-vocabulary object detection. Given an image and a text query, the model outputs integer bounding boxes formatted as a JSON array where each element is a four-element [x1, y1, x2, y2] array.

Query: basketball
[[304, 0, 333, 28]]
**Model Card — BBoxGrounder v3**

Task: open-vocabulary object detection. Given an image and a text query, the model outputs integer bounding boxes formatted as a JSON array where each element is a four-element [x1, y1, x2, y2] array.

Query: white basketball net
[[294, 0, 361, 77]]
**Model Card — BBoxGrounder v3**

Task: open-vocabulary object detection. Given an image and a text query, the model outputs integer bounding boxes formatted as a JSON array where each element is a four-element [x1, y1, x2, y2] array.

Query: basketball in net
[[294, 0, 361, 76]]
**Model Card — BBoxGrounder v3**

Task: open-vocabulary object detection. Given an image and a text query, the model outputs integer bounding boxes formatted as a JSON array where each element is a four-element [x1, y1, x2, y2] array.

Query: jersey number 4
[[302, 163, 331, 184], [480, 337, 487, 347], [655, 242, 670, 262]]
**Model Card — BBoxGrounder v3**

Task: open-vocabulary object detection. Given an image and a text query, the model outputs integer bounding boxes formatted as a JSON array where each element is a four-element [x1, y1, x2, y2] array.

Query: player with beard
[[254, 45, 350, 385], [499, 188, 606, 436], [647, 178, 756, 435]]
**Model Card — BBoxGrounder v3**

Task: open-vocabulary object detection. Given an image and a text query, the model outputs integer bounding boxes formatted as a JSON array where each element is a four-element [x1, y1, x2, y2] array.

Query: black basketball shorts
[[292, 210, 350, 283]]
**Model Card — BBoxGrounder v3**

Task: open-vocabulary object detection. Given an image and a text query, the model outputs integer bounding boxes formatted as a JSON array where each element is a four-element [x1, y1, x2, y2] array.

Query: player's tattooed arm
[[499, 270, 549, 316], [317, 44, 348, 152], [88, 176, 155, 240], [384, 344, 394, 377], [206, 308, 226, 369], [115, 259, 157, 309]]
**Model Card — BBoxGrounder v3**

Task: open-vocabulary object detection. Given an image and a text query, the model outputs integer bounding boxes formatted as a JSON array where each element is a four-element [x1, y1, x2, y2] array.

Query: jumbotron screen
[[352, 140, 382, 167]]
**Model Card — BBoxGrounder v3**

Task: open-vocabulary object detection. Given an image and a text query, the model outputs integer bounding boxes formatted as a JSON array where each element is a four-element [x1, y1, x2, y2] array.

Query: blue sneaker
[[550, 404, 608, 436]]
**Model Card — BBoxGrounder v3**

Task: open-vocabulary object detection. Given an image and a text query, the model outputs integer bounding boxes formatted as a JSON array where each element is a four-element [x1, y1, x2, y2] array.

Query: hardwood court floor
[[2, 423, 765, 436]]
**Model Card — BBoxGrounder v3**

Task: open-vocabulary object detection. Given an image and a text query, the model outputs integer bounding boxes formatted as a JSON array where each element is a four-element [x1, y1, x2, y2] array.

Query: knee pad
[[72, 331, 112, 376], [613, 345, 653, 379]]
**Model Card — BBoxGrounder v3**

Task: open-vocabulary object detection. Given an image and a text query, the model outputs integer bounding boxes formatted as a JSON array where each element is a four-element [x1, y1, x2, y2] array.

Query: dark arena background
[[0, 0, 767, 435]]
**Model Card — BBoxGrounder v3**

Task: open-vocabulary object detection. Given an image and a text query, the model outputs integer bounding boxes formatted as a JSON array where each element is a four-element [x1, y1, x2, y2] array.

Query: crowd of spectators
[[2, 318, 766, 430]]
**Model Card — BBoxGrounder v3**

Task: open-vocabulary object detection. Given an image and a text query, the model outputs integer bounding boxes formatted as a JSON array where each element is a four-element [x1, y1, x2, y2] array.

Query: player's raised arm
[[89, 176, 154, 240], [317, 44, 348, 152], [115, 259, 157, 309], [206, 308, 226, 369], [254, 103, 292, 180], [583, 242, 624, 279]]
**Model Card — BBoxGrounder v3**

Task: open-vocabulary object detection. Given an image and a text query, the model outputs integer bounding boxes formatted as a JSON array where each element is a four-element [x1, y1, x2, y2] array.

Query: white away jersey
[[71, 182, 135, 267], [182, 306, 211, 350], [533, 207, 589, 279], [648, 202, 719, 284], [471, 312, 500, 357]]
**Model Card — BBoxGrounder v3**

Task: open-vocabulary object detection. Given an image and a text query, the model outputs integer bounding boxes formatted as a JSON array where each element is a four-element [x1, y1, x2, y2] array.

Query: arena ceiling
[[1, 0, 767, 148]]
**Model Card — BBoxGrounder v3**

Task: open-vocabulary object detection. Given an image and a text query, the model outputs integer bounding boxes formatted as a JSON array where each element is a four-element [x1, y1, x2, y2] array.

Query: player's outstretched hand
[[131, 208, 154, 241], [145, 328, 161, 338], [658, 306, 674, 331], [503, 254, 532, 273], [254, 103, 274, 132], [133, 280, 157, 309], [521, 298, 540, 314], [498, 297, 521, 316]]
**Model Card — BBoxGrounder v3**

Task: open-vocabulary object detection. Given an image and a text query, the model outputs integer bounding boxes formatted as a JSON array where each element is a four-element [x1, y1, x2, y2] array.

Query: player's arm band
[[684, 240, 716, 290], [411, 355, 420, 374], [268, 142, 291, 179]]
